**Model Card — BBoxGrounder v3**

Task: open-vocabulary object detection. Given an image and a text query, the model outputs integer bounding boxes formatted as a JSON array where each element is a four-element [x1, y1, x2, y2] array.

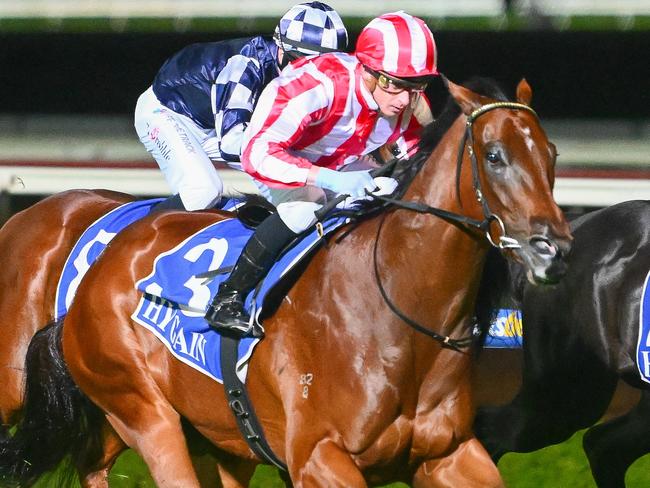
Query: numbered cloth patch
[[55, 198, 163, 320], [56, 196, 348, 384], [635, 269, 650, 383], [131, 213, 349, 383], [484, 309, 523, 348]]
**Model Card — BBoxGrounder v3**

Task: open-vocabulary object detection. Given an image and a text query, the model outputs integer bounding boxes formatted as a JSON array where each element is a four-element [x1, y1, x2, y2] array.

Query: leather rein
[[371, 101, 538, 352]]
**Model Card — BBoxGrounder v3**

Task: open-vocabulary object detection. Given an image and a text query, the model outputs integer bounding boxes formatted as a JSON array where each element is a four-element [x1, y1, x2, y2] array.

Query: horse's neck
[[405, 116, 477, 211], [382, 117, 489, 338]]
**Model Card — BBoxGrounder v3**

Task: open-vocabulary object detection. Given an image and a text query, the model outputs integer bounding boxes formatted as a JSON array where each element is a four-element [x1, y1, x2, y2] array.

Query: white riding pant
[[134, 87, 231, 211], [265, 156, 383, 234], [268, 186, 328, 234]]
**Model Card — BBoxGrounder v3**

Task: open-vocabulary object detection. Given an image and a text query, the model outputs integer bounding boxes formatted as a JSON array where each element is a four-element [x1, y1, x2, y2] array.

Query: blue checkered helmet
[[274, 2, 348, 57]]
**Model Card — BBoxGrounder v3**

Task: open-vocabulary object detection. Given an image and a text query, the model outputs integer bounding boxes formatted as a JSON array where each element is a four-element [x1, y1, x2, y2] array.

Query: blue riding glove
[[314, 168, 376, 198]]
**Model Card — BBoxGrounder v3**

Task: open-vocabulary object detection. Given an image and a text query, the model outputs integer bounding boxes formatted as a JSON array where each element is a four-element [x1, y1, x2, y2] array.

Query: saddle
[[234, 194, 276, 228]]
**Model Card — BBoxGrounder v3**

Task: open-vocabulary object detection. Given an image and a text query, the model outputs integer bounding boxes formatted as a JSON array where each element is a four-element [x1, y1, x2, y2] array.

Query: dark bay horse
[[474, 199, 650, 488], [0, 79, 572, 487]]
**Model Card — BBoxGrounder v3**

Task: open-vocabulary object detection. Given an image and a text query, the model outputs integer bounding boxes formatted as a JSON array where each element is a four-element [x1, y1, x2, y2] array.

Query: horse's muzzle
[[521, 234, 572, 285]]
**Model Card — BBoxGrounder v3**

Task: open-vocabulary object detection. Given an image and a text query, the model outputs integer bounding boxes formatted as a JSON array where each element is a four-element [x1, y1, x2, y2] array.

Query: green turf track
[[24, 429, 650, 487]]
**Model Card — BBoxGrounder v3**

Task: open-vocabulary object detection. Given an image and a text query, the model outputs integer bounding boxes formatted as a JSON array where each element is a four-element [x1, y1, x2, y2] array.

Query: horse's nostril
[[530, 236, 557, 257]]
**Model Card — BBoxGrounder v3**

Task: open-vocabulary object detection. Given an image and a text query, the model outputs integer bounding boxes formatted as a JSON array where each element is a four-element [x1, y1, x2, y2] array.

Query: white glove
[[370, 177, 398, 197], [336, 177, 398, 209]]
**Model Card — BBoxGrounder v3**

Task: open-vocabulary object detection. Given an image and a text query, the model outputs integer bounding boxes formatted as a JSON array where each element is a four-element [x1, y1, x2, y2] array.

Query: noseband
[[371, 101, 539, 351]]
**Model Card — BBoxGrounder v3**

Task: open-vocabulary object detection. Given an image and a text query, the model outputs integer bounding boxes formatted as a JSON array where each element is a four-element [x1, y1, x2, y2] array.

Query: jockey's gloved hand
[[371, 177, 398, 197], [336, 176, 399, 210], [314, 168, 376, 198]]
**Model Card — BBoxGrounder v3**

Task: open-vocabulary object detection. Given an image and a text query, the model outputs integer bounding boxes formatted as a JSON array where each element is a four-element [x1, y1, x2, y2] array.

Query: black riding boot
[[151, 194, 186, 211], [205, 212, 297, 338]]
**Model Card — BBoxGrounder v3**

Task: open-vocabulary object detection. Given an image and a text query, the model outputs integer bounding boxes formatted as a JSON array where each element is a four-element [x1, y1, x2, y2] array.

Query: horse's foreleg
[[104, 406, 200, 488], [290, 438, 366, 487], [413, 438, 503, 488], [474, 378, 613, 461], [583, 390, 650, 488]]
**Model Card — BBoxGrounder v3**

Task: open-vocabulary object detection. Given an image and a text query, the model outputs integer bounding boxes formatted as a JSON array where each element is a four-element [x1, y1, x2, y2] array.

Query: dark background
[[2, 29, 649, 119]]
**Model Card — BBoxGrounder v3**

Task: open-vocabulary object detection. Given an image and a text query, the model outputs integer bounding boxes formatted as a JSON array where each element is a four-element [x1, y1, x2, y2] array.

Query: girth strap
[[220, 336, 288, 471]]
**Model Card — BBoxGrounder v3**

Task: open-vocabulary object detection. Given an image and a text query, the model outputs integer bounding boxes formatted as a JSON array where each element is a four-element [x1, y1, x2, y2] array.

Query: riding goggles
[[367, 68, 429, 95]]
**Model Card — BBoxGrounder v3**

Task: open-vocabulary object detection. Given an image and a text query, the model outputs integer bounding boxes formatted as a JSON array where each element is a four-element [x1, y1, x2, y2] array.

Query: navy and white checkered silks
[[213, 54, 262, 161], [276, 2, 347, 54]]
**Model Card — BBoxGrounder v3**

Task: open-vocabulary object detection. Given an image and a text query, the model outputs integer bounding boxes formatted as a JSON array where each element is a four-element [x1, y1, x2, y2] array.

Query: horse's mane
[[392, 76, 510, 194]]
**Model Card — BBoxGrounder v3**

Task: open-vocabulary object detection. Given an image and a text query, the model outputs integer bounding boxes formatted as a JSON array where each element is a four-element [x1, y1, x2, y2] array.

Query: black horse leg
[[583, 389, 650, 488], [475, 370, 618, 462], [474, 392, 563, 462]]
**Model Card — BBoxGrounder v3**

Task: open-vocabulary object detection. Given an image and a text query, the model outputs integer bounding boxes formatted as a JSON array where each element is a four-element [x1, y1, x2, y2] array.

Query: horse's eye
[[486, 151, 502, 165]]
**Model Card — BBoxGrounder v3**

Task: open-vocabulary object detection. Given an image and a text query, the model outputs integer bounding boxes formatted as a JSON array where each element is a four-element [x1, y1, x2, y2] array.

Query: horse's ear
[[447, 79, 483, 115], [516, 78, 533, 106]]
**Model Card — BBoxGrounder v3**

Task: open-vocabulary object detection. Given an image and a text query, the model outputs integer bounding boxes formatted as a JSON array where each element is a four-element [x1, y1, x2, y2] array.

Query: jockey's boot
[[151, 194, 186, 211], [205, 213, 297, 338]]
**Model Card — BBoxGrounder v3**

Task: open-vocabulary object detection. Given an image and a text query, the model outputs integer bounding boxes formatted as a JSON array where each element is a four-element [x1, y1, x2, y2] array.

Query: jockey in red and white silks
[[242, 51, 431, 232], [206, 11, 439, 338], [243, 52, 426, 190]]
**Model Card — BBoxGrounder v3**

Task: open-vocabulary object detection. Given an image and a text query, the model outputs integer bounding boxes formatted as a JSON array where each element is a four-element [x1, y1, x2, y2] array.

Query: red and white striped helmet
[[355, 11, 438, 79]]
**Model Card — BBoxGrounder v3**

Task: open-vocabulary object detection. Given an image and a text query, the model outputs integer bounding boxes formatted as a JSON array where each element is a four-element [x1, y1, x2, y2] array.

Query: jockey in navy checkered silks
[[134, 2, 348, 212]]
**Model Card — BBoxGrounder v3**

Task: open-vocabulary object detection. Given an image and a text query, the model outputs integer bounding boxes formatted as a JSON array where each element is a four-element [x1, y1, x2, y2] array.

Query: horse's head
[[448, 78, 572, 284]]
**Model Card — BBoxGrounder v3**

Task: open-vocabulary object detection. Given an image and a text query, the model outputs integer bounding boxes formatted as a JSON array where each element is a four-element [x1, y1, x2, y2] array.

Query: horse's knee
[[413, 438, 503, 488], [582, 425, 601, 459], [474, 405, 512, 461], [290, 439, 365, 487]]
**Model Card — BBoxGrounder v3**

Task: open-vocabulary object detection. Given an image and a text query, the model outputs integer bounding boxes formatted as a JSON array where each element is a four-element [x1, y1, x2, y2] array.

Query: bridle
[[458, 101, 538, 249], [375, 101, 538, 250], [371, 101, 539, 351]]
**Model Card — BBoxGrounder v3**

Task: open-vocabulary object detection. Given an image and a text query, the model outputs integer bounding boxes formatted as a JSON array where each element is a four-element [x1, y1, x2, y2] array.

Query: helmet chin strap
[[279, 48, 303, 69]]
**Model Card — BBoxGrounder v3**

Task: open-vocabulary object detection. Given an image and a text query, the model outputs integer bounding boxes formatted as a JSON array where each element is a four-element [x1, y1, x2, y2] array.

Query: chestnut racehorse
[[0, 79, 572, 487], [0, 190, 240, 485], [0, 189, 133, 427]]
